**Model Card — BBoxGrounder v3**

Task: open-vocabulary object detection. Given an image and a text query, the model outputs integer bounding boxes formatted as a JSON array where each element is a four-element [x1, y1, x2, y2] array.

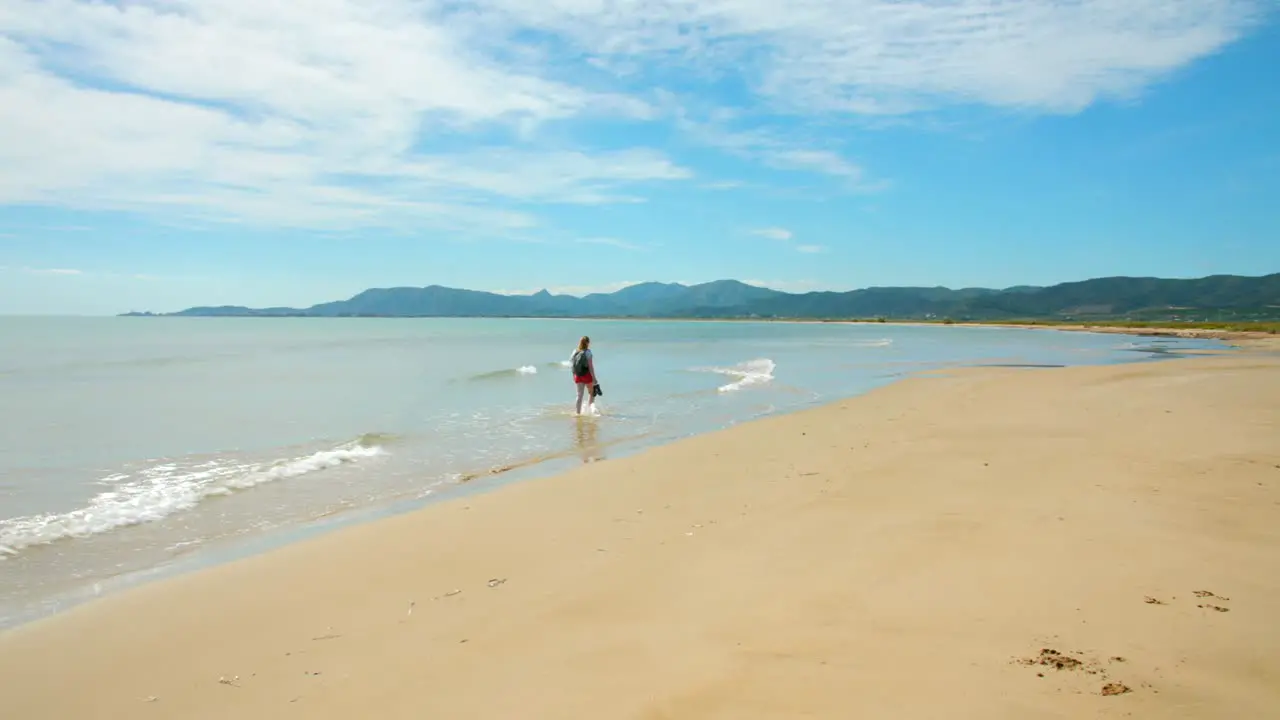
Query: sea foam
[[700, 358, 776, 392], [470, 364, 542, 381], [0, 438, 385, 557]]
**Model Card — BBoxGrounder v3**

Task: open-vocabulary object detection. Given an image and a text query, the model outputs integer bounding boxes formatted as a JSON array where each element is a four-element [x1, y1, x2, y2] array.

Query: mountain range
[[125, 272, 1280, 322]]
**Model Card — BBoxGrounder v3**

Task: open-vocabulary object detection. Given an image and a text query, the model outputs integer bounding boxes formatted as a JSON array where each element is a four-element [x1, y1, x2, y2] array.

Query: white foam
[[517, 365, 538, 375], [856, 338, 893, 347], [698, 358, 777, 392], [558, 360, 572, 367], [0, 440, 384, 558]]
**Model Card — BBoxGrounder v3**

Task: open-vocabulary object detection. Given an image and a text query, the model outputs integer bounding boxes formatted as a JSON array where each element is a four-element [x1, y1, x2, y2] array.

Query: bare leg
[[575, 382, 586, 415]]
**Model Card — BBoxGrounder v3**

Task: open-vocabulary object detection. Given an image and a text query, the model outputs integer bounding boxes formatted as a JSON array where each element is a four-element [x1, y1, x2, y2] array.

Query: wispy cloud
[[0, 0, 1260, 231], [23, 267, 84, 276], [477, 0, 1262, 114], [751, 227, 794, 241], [0, 1, 681, 231], [576, 237, 646, 251], [766, 150, 864, 181], [9, 266, 187, 282], [795, 245, 826, 254], [700, 180, 745, 190], [494, 280, 646, 296], [675, 111, 879, 189]]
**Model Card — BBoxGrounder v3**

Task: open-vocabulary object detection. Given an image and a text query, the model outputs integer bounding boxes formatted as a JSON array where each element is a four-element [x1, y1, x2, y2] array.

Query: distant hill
[[125, 273, 1280, 322]]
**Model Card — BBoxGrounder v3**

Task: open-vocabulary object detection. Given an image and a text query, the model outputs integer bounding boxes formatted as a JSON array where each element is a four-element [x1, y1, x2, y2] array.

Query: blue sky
[[1, 0, 1277, 315]]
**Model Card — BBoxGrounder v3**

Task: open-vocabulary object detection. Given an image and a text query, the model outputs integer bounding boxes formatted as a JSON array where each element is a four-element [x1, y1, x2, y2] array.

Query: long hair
[[577, 335, 590, 351]]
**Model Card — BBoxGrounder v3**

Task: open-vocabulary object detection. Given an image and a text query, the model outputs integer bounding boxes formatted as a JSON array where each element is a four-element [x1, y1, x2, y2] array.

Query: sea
[[0, 316, 1226, 627]]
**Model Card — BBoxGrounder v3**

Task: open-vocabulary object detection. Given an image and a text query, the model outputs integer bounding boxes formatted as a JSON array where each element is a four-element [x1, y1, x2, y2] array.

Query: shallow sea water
[[0, 316, 1225, 626]]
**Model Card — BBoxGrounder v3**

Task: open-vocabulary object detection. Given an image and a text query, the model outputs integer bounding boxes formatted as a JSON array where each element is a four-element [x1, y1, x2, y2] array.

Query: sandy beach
[[2, 338, 1278, 719]]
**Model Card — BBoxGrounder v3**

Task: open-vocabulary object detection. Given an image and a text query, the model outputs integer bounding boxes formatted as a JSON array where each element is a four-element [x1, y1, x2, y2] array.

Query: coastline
[[0, 324, 1231, 631], [2, 336, 1278, 718], [115, 312, 1280, 343], [942, 322, 1280, 345]]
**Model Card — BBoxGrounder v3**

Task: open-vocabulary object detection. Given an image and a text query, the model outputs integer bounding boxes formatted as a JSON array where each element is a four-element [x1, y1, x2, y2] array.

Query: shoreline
[[941, 322, 1280, 344], [117, 311, 1280, 342], [2, 334, 1278, 717], [0, 326, 1233, 632]]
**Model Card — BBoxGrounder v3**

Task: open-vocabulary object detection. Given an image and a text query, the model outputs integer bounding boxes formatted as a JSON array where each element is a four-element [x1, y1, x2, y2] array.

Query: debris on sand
[[487, 578, 507, 588], [1021, 648, 1083, 671], [1101, 682, 1132, 696], [1144, 596, 1165, 605], [1198, 604, 1230, 612], [1194, 590, 1230, 600]]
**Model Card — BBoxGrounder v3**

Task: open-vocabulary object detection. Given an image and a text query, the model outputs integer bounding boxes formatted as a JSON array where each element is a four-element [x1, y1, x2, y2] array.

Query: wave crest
[[0, 437, 386, 558], [696, 358, 776, 392], [470, 364, 541, 381]]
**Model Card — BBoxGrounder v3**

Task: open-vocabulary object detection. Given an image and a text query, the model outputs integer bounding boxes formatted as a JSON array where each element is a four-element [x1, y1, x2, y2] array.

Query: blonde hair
[[577, 335, 590, 351]]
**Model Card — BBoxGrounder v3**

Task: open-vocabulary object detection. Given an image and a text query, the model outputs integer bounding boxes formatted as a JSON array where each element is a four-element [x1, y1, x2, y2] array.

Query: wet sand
[[1, 340, 1278, 719]]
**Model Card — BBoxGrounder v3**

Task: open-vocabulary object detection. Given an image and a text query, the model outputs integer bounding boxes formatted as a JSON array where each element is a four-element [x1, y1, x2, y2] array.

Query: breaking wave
[[0, 436, 387, 558], [697, 358, 777, 393], [470, 365, 540, 381]]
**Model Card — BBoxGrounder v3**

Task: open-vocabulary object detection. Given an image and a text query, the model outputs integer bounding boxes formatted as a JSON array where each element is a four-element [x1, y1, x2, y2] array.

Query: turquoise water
[[0, 317, 1223, 626]]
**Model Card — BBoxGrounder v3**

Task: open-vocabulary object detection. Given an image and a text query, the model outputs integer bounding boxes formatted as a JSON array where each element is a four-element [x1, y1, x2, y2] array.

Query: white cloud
[[389, 149, 690, 206], [23, 267, 83, 276], [477, 0, 1262, 114], [700, 180, 745, 190], [751, 227, 794, 241], [0, 1, 682, 230], [0, 0, 1262, 230], [795, 244, 826, 254]]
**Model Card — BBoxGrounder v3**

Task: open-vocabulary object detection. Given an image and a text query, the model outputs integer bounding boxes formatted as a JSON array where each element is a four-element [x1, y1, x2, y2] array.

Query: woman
[[570, 335, 599, 415]]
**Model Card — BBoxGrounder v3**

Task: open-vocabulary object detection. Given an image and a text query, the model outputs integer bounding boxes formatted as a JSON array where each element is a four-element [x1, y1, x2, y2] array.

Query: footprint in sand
[[1193, 589, 1231, 612], [1017, 647, 1136, 695]]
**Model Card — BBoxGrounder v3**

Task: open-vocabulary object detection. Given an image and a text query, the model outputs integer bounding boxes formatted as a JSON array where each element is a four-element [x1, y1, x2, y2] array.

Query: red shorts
[[574, 374, 594, 385]]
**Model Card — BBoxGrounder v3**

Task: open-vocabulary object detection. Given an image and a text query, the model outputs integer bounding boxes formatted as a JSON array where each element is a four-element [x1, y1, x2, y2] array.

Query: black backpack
[[572, 350, 590, 375]]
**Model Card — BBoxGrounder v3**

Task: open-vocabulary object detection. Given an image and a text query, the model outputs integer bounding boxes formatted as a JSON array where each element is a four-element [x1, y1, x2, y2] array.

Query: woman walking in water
[[571, 335, 600, 415]]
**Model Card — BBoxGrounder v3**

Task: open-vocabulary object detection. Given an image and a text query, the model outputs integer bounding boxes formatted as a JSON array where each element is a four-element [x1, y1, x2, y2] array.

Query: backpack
[[571, 349, 590, 376]]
